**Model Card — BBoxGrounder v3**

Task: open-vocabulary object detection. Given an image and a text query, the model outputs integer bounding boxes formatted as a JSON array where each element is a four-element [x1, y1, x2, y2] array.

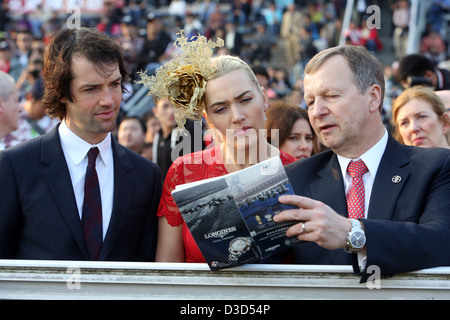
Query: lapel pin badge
[[392, 175, 401, 183]]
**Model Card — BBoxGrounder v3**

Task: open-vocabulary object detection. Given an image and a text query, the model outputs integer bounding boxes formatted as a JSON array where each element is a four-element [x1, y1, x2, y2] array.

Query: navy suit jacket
[[0, 125, 162, 261], [285, 134, 450, 279]]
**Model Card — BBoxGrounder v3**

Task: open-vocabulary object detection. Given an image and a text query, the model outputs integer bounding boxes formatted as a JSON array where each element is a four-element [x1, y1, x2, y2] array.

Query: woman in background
[[266, 101, 320, 159], [392, 86, 449, 149]]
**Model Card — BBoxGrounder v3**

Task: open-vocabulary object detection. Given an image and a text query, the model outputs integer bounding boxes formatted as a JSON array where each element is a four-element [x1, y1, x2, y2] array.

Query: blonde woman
[[138, 33, 297, 263], [392, 86, 450, 148]]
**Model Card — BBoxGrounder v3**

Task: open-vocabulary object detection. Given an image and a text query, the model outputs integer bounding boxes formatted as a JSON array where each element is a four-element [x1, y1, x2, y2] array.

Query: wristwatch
[[228, 237, 252, 261], [344, 219, 366, 253]]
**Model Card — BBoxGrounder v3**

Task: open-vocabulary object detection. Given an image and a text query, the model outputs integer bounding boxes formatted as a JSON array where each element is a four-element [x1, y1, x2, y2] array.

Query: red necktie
[[82, 147, 103, 260], [346, 160, 368, 219]]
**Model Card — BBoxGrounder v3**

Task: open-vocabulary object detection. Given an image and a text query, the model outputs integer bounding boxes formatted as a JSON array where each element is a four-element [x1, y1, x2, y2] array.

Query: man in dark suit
[[274, 45, 450, 281], [0, 28, 162, 261]]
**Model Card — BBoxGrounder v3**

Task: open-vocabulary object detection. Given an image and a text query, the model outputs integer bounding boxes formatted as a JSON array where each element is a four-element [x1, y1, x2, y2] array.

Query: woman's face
[[396, 98, 449, 148], [204, 69, 268, 151], [280, 118, 314, 159]]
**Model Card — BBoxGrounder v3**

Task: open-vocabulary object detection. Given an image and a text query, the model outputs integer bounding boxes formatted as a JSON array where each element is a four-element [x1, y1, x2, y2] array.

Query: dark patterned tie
[[82, 147, 102, 260], [346, 160, 368, 219]]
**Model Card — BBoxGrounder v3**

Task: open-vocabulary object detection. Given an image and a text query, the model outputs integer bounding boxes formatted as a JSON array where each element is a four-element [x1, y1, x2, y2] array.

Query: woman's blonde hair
[[392, 86, 449, 144], [208, 55, 263, 95]]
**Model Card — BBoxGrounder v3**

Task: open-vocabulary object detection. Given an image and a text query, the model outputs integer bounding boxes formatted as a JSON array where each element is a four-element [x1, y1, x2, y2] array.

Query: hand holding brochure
[[171, 156, 301, 270]]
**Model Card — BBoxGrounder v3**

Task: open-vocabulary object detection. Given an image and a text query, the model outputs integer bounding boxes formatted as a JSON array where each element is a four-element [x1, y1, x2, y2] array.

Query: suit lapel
[[41, 127, 89, 258], [99, 139, 134, 260], [368, 136, 410, 221], [310, 153, 348, 217], [309, 154, 349, 264]]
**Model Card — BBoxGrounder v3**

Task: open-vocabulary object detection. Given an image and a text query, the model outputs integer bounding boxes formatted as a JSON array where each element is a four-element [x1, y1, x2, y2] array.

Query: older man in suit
[[0, 71, 20, 150], [274, 45, 450, 281], [0, 28, 162, 261]]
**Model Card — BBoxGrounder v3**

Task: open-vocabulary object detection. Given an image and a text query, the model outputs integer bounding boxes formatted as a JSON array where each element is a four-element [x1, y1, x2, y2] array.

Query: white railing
[[0, 260, 449, 300]]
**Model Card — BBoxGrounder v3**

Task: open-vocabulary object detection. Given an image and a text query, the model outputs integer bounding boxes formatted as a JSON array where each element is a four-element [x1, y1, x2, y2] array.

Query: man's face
[[16, 32, 33, 52], [304, 55, 375, 157], [1, 86, 20, 133], [153, 99, 176, 129], [64, 55, 122, 144], [118, 118, 146, 152]]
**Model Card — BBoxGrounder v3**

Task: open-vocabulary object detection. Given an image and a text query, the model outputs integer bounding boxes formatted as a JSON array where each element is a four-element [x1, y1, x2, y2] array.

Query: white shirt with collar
[[59, 119, 114, 240], [336, 128, 388, 268], [337, 128, 389, 219]]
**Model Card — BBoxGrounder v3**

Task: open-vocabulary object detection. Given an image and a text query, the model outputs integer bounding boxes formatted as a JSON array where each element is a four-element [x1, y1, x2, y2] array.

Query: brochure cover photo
[[172, 157, 301, 270]]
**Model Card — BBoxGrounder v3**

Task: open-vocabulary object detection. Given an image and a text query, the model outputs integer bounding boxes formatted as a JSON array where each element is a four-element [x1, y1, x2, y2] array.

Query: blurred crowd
[[1, 0, 450, 161]]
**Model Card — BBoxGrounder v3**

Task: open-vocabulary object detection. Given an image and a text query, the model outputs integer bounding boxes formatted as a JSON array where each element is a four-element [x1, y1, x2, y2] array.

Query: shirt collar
[[337, 128, 388, 178], [59, 119, 112, 166]]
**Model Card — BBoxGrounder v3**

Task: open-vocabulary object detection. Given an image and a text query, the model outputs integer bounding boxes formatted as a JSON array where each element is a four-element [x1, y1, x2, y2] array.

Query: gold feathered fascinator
[[137, 30, 224, 130]]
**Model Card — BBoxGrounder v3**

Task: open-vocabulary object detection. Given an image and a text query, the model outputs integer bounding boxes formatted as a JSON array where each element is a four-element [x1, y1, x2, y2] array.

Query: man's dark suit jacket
[[0, 125, 162, 261], [285, 134, 450, 279]]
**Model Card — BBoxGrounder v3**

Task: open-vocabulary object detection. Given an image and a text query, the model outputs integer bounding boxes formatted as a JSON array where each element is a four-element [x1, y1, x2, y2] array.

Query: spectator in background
[[184, 11, 204, 38], [286, 84, 305, 108], [392, 85, 449, 148], [139, 111, 161, 162], [435, 90, 450, 112], [231, 0, 251, 27], [343, 20, 363, 46], [97, 0, 124, 36], [14, 30, 33, 73], [152, 98, 177, 178], [261, 2, 282, 36], [168, 0, 187, 19], [15, 47, 43, 100], [266, 101, 320, 159], [397, 54, 450, 90], [298, 26, 318, 69], [2, 77, 59, 148], [116, 15, 144, 80], [152, 98, 204, 180], [426, 0, 450, 33], [280, 3, 303, 66], [224, 20, 244, 57], [252, 65, 278, 103], [270, 67, 291, 98], [0, 71, 20, 150], [0, 2, 12, 32], [137, 13, 173, 75], [198, 0, 217, 26], [118, 115, 148, 155], [360, 18, 383, 53], [392, 0, 410, 59], [204, 3, 225, 39], [420, 30, 446, 65], [142, 110, 161, 144], [0, 40, 22, 81], [249, 22, 273, 66]]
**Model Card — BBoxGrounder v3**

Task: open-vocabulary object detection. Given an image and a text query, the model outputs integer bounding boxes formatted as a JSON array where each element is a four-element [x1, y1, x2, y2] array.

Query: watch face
[[350, 231, 366, 249], [231, 238, 248, 251]]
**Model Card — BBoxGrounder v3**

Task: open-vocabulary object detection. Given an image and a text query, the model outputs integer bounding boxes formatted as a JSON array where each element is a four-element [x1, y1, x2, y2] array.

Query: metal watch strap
[[344, 219, 365, 253]]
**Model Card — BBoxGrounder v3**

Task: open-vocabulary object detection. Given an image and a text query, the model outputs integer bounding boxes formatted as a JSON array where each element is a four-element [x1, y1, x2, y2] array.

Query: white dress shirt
[[59, 120, 114, 240], [336, 128, 388, 268], [337, 128, 389, 219]]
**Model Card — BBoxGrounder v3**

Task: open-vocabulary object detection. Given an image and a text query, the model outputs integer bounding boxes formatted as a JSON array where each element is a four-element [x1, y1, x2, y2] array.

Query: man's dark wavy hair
[[43, 27, 130, 120]]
